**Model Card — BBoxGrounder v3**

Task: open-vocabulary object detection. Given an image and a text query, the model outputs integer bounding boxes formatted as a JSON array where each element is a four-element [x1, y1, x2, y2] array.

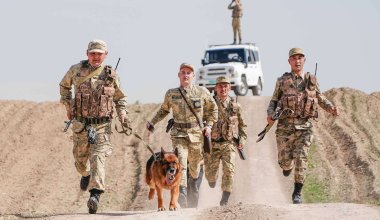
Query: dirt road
[[1, 95, 380, 220]]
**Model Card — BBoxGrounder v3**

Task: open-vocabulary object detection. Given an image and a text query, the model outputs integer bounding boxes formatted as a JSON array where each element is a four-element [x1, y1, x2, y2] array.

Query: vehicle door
[[245, 49, 258, 86]]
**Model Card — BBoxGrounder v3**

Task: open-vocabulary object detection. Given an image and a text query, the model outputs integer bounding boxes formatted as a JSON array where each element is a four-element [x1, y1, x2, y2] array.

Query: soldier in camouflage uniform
[[204, 76, 247, 206], [146, 63, 218, 208], [267, 48, 339, 204], [59, 39, 129, 214], [228, 0, 243, 44]]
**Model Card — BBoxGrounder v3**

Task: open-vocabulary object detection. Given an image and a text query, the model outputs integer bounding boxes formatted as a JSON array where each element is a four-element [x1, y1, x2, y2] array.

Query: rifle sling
[[77, 65, 105, 86], [178, 88, 204, 129]]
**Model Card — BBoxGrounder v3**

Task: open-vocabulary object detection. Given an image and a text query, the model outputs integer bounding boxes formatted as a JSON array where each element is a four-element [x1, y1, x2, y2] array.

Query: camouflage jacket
[[228, 2, 243, 17], [211, 96, 247, 145], [59, 60, 128, 119], [267, 72, 334, 126], [150, 85, 218, 143]]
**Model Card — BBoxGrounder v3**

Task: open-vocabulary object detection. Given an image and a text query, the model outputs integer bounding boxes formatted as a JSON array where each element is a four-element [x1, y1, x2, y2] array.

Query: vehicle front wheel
[[234, 76, 248, 96], [251, 78, 262, 96]]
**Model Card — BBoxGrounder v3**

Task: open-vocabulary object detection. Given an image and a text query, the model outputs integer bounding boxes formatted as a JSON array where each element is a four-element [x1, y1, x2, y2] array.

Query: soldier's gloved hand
[[146, 121, 155, 133], [330, 106, 340, 116]]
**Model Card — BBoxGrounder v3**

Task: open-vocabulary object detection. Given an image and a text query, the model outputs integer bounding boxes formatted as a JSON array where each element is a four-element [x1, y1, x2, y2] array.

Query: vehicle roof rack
[[208, 42, 256, 47]]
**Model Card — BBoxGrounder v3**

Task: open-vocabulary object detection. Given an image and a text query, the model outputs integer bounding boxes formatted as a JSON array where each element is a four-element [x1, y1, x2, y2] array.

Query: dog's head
[[159, 147, 181, 185]]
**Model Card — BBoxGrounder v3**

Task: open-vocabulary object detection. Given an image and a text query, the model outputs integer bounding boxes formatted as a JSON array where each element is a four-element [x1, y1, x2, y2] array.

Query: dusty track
[[1, 88, 380, 219]]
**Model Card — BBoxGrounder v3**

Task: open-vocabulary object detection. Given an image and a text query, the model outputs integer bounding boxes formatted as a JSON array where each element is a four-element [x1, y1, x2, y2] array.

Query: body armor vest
[[211, 98, 239, 141], [279, 72, 318, 119], [74, 61, 116, 119]]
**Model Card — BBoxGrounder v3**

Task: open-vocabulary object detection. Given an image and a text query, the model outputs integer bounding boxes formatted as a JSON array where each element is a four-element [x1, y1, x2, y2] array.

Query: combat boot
[[87, 189, 103, 214], [283, 169, 292, 177], [80, 175, 90, 191], [208, 181, 216, 188], [233, 39, 236, 44], [178, 185, 187, 208], [187, 177, 200, 208], [219, 191, 231, 206], [292, 182, 303, 204]]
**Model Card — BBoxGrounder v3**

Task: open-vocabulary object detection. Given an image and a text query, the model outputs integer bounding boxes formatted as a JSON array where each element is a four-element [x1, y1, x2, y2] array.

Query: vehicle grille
[[207, 67, 227, 76]]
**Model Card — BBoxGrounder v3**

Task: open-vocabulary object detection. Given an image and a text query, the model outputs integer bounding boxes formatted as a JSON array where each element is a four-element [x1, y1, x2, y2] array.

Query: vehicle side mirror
[[201, 59, 205, 66]]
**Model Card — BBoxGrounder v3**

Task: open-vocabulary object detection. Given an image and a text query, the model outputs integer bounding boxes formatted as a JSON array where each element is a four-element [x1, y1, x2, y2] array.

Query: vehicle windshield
[[204, 49, 246, 64]]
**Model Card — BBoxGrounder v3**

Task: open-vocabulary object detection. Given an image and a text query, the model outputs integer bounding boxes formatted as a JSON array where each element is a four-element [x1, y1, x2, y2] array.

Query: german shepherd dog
[[145, 147, 182, 211]]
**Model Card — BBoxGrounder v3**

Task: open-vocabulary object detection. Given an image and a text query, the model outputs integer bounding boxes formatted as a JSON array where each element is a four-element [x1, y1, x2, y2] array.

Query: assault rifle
[[256, 108, 294, 143], [63, 120, 73, 132]]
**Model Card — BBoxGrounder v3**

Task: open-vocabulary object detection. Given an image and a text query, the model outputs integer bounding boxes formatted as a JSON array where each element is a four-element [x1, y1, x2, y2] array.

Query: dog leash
[[134, 133, 157, 160]]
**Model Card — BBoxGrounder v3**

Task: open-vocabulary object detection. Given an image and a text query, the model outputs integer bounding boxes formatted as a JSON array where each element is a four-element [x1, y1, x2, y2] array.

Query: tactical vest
[[211, 97, 239, 141], [74, 61, 116, 119], [279, 72, 318, 119]]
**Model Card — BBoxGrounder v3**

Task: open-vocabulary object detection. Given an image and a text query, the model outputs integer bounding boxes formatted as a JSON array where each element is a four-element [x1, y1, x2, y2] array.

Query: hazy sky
[[1, 0, 379, 103]]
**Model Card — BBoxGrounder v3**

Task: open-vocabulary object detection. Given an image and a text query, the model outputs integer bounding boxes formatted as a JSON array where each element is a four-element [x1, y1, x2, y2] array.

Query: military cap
[[289, 48, 305, 57], [216, 76, 231, 84], [88, 39, 108, 53], [179, 63, 195, 72]]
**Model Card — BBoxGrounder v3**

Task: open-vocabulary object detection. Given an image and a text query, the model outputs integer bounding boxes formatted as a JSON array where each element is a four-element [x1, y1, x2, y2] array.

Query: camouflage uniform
[[59, 60, 128, 191], [205, 96, 247, 192], [150, 85, 218, 187], [228, 0, 243, 44], [267, 72, 334, 184]]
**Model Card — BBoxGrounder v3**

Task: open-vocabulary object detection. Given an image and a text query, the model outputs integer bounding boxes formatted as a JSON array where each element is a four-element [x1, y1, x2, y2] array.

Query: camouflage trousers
[[232, 17, 242, 41], [204, 141, 236, 192], [72, 121, 113, 191], [172, 137, 204, 187], [275, 125, 313, 183]]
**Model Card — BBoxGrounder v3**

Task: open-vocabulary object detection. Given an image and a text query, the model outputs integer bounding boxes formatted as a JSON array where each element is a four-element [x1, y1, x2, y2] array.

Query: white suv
[[195, 43, 264, 96]]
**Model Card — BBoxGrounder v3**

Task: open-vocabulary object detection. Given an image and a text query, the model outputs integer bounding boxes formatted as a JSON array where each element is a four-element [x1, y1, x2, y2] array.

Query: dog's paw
[[169, 205, 178, 211], [157, 207, 166, 211]]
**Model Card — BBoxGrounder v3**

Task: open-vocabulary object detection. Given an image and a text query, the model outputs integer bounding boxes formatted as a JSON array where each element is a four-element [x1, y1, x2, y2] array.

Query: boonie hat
[[216, 76, 231, 84], [289, 48, 305, 57], [179, 63, 195, 72], [88, 39, 108, 53]]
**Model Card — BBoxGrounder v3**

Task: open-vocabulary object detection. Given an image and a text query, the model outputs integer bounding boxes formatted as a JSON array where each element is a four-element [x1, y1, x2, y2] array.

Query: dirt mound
[[0, 100, 163, 218], [312, 87, 380, 203], [1, 87, 380, 219]]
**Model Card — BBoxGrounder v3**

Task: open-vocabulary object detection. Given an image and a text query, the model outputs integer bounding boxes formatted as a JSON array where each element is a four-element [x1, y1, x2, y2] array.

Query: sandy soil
[[1, 88, 380, 220]]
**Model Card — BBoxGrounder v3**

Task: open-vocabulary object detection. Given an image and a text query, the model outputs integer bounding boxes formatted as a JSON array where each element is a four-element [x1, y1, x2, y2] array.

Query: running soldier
[[59, 39, 130, 214], [146, 63, 218, 208], [267, 48, 339, 204], [205, 76, 247, 206]]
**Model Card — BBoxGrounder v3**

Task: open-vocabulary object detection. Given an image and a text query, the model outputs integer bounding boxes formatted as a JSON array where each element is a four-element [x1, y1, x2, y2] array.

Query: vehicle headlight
[[228, 67, 234, 74]]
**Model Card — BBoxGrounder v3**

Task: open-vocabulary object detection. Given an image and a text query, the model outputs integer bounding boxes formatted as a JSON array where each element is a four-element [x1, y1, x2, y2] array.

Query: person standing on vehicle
[[146, 63, 218, 208], [228, 0, 243, 44], [266, 48, 339, 204], [204, 76, 247, 206], [59, 39, 130, 214]]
